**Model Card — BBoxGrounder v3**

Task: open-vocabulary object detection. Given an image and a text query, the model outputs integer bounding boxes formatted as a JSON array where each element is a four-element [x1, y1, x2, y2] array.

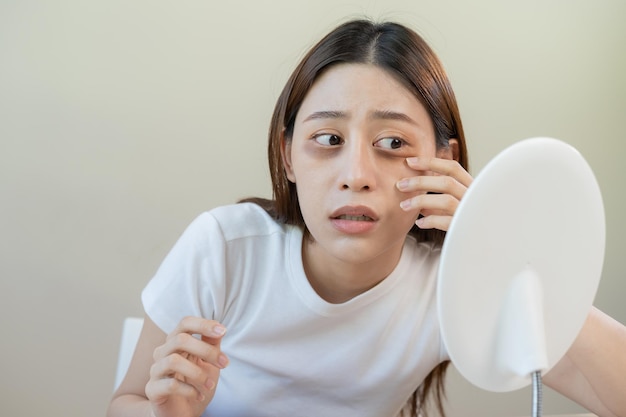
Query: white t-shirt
[[143, 202, 448, 417]]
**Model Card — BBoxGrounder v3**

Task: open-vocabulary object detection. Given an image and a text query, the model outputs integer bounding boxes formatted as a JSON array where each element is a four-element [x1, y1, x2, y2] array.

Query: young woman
[[107, 19, 626, 417]]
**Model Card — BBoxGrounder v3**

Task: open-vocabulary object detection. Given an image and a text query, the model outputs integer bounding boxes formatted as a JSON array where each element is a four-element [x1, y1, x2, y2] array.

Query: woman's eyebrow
[[302, 109, 418, 125], [303, 110, 347, 122], [371, 110, 417, 125]]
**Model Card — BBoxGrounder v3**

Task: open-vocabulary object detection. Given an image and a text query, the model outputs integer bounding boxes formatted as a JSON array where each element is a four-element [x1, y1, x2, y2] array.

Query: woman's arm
[[107, 313, 228, 417], [543, 306, 626, 417]]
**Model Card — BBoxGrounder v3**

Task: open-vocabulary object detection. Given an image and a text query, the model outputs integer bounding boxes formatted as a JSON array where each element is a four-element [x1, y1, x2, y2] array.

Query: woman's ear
[[280, 132, 296, 183], [436, 138, 460, 162]]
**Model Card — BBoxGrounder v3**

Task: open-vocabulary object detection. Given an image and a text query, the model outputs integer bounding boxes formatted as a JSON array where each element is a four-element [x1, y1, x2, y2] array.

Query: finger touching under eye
[[406, 157, 473, 188], [397, 175, 466, 201]]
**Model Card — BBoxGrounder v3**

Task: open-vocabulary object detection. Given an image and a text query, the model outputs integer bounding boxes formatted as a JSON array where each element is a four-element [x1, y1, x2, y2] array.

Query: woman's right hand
[[145, 316, 229, 417]]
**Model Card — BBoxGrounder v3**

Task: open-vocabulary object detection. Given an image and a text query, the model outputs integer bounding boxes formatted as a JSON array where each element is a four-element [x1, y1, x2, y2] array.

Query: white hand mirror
[[438, 137, 605, 415]]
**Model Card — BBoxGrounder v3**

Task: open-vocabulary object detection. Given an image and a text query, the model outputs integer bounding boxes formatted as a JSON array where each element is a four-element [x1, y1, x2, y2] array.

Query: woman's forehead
[[296, 63, 430, 124]]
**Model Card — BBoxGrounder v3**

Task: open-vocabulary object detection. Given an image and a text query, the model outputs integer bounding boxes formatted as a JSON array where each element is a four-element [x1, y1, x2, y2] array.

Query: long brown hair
[[244, 18, 469, 417]]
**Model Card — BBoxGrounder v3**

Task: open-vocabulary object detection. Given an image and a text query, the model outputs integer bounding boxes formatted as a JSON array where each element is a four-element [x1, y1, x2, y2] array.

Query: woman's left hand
[[396, 156, 473, 232]]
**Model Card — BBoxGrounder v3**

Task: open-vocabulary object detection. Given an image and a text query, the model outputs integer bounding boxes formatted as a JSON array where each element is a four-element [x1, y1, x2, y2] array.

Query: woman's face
[[282, 63, 439, 273]]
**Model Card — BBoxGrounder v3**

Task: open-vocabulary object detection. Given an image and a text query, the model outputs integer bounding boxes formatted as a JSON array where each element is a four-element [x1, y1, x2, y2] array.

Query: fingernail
[[205, 379, 216, 390], [406, 157, 419, 165], [400, 199, 412, 210], [397, 179, 409, 190], [218, 354, 229, 368], [212, 325, 226, 336]]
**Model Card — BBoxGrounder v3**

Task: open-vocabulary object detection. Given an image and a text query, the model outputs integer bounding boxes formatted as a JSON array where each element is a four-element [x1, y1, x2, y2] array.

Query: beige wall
[[1, 1, 624, 416]]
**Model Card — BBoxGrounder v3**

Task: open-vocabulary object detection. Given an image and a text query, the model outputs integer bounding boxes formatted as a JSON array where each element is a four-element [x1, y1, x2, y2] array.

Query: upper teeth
[[338, 215, 372, 221]]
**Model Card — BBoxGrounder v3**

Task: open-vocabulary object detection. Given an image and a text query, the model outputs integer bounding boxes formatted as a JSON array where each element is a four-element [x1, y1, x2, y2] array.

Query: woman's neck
[[301, 238, 404, 304]]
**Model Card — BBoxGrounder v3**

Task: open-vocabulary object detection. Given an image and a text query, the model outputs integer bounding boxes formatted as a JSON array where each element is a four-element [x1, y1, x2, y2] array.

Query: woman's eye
[[375, 137, 405, 150], [313, 134, 343, 146]]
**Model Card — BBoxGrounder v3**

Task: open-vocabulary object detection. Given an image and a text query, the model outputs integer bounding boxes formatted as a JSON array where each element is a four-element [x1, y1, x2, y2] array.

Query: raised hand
[[397, 156, 473, 232], [146, 316, 229, 417]]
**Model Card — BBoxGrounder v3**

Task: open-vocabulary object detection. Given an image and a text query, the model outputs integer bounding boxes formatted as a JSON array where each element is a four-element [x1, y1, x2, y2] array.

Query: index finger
[[169, 316, 227, 342], [406, 157, 473, 188]]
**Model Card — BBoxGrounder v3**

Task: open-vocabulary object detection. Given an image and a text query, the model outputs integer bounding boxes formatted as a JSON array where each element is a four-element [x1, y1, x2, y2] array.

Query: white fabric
[[114, 317, 144, 390], [142, 202, 448, 417]]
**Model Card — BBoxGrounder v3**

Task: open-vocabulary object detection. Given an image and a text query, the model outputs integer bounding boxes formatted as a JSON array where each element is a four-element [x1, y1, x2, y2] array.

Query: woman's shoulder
[[399, 236, 443, 278], [198, 201, 291, 242]]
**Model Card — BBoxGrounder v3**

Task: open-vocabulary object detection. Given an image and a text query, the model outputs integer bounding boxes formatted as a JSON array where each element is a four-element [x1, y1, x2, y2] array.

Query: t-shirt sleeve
[[141, 212, 227, 334]]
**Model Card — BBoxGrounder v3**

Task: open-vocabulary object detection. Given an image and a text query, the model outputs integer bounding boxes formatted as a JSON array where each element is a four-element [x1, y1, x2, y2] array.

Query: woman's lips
[[334, 214, 374, 221], [330, 205, 378, 220], [330, 206, 378, 234]]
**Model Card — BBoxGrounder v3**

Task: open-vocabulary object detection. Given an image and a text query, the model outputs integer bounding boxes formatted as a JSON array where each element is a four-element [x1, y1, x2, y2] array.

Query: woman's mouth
[[334, 214, 374, 221], [330, 206, 378, 234]]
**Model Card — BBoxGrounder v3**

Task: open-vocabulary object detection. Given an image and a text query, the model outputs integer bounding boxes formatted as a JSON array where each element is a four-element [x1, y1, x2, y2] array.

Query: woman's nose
[[340, 144, 377, 191]]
